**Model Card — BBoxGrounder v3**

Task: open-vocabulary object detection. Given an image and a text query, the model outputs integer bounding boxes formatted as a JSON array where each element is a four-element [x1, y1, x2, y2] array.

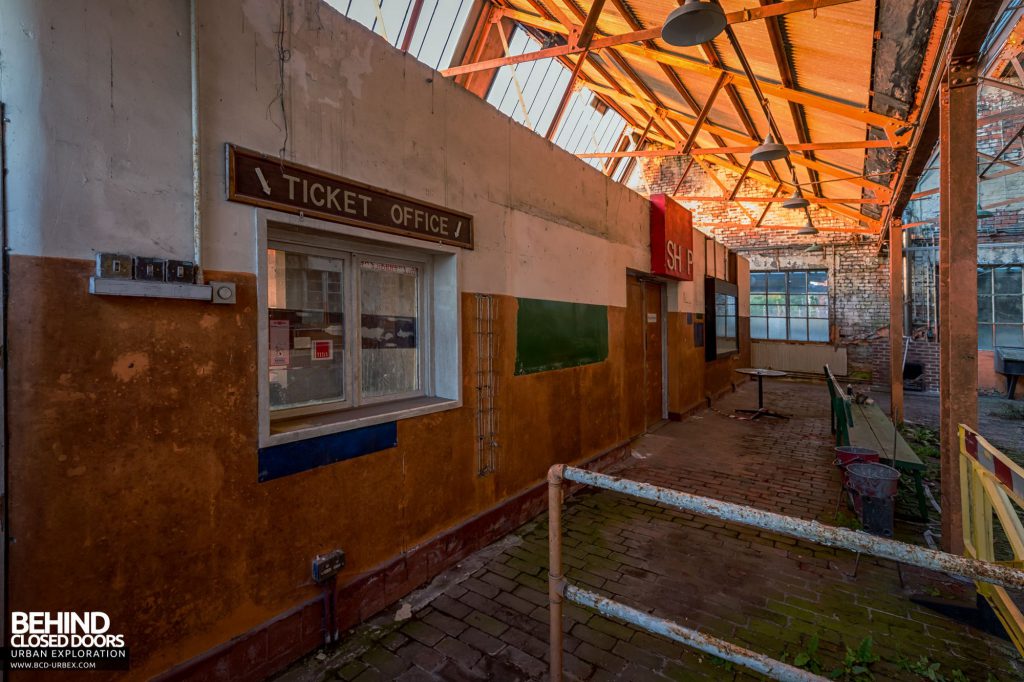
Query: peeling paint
[[110, 351, 150, 382]]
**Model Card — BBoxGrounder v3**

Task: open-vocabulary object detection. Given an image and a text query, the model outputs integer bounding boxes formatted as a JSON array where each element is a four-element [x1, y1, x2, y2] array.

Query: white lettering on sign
[[666, 240, 684, 274], [390, 204, 451, 235], [282, 173, 372, 216]]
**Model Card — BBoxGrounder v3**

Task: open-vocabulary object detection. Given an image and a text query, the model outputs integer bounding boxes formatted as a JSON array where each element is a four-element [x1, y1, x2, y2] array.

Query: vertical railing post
[[548, 465, 566, 682]]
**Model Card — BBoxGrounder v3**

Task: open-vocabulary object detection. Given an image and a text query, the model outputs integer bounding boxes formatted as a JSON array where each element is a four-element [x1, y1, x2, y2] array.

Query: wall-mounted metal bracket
[[88, 278, 236, 304]]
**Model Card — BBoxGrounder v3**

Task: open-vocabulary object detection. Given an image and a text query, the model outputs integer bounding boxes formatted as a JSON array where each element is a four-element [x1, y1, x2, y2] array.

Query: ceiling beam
[[577, 139, 894, 157], [444, 3, 909, 134], [671, 195, 889, 204], [704, 222, 880, 234]]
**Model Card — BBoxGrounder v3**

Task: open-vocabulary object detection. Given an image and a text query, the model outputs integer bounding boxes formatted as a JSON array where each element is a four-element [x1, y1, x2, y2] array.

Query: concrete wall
[[1, 1, 748, 679]]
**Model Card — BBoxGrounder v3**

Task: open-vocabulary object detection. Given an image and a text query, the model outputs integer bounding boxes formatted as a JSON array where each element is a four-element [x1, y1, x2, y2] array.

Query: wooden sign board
[[227, 145, 473, 249]]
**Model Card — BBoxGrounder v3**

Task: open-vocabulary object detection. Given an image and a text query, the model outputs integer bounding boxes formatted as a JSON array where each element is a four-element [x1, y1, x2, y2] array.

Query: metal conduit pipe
[[190, 0, 203, 279]]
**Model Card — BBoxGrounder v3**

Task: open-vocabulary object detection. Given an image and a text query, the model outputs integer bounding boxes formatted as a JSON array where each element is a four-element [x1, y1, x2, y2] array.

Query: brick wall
[[633, 155, 892, 386]]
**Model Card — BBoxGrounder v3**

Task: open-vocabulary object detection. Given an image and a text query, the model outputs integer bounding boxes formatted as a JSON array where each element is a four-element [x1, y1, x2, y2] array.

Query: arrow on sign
[[255, 167, 272, 196]]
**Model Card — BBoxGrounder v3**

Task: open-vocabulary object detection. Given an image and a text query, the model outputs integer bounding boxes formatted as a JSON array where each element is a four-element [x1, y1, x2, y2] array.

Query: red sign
[[649, 194, 694, 281], [312, 339, 333, 361]]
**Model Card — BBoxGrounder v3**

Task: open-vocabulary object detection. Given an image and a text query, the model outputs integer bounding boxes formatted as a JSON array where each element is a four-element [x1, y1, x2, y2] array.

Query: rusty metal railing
[[959, 424, 1024, 655], [547, 464, 1024, 681]]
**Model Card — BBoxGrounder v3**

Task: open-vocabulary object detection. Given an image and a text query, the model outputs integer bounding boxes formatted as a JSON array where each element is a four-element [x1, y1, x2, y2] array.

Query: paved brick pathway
[[276, 380, 1022, 681]]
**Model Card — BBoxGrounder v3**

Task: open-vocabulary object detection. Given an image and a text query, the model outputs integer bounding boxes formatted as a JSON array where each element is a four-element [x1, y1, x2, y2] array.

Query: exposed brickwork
[[635, 156, 892, 384], [274, 382, 1022, 681]]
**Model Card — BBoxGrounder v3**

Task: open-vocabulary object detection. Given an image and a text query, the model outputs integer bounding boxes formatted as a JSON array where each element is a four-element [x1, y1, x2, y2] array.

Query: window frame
[[978, 264, 1024, 351], [258, 214, 461, 448], [750, 269, 830, 343], [705, 277, 739, 360]]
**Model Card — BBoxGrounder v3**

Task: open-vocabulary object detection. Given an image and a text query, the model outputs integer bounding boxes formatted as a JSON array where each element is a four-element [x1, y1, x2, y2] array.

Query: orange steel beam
[[578, 139, 894, 158], [446, 3, 908, 135], [980, 75, 1024, 96], [671, 195, 888, 204], [682, 72, 732, 154], [755, 185, 784, 227], [400, 0, 427, 52], [705, 222, 880, 234], [574, 0, 607, 48], [671, 157, 697, 195], [694, 156, 757, 222], [729, 158, 755, 200]]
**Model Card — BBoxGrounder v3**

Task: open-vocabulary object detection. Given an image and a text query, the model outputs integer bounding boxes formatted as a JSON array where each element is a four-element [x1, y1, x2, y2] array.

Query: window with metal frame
[[750, 270, 829, 342], [267, 239, 429, 420], [978, 265, 1024, 350]]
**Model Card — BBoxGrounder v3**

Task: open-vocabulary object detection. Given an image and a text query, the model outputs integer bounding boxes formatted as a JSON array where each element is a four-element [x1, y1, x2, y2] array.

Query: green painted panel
[[515, 298, 609, 375]]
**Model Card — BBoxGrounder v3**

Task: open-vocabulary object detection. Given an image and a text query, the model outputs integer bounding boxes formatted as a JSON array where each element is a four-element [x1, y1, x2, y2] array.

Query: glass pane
[[750, 272, 767, 292], [751, 294, 766, 306], [789, 271, 807, 294], [767, 294, 786, 306], [726, 316, 736, 337], [267, 248, 346, 410], [789, 294, 807, 307], [790, 319, 808, 341], [751, 317, 768, 339], [361, 260, 420, 398], [809, 306, 829, 319], [977, 268, 992, 294], [808, 294, 829, 306], [768, 317, 787, 340], [978, 324, 994, 351], [767, 272, 786, 293], [994, 295, 1023, 323], [751, 304, 766, 317], [809, 319, 829, 342], [994, 266, 1022, 295], [978, 295, 993, 323], [995, 324, 1024, 347], [768, 305, 786, 317], [790, 305, 807, 319], [808, 271, 828, 291]]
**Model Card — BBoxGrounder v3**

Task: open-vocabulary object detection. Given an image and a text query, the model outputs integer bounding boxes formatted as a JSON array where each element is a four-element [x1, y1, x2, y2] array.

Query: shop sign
[[227, 145, 474, 249], [649, 194, 693, 281]]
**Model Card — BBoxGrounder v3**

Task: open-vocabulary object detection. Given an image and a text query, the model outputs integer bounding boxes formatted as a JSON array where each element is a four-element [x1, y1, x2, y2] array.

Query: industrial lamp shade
[[803, 244, 823, 253], [796, 220, 818, 236], [661, 0, 728, 47], [751, 134, 789, 162], [977, 201, 994, 219], [782, 188, 809, 209]]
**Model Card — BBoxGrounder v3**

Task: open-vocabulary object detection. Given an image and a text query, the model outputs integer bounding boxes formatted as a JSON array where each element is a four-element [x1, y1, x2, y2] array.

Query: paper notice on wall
[[312, 339, 333, 361], [270, 319, 290, 368], [293, 336, 312, 350]]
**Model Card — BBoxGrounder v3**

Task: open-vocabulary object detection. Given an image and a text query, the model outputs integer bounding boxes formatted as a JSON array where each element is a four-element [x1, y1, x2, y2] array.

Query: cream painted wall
[[2, 0, 747, 309]]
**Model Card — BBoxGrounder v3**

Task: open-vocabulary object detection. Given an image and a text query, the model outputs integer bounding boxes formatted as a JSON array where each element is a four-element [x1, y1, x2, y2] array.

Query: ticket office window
[[267, 241, 428, 420]]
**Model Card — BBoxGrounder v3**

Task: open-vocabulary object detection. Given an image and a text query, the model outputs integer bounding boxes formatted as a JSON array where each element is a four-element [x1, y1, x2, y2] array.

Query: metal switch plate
[[312, 549, 346, 583], [96, 253, 133, 279], [135, 257, 167, 282], [166, 260, 196, 283], [210, 281, 236, 304]]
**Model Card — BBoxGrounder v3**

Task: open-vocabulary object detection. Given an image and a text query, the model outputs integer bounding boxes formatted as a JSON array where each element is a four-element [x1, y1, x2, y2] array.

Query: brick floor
[[275, 380, 1023, 681]]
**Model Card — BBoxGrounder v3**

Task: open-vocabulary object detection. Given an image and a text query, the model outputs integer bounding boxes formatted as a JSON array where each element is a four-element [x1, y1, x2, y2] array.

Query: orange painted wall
[[6, 256, 656, 679]]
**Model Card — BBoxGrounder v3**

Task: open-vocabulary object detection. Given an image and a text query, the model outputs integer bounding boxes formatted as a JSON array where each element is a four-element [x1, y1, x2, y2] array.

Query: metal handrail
[[547, 463, 1024, 681]]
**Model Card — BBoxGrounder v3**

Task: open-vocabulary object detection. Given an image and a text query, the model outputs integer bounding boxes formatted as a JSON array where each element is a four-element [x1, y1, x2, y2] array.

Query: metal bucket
[[847, 462, 900, 499], [834, 447, 880, 487]]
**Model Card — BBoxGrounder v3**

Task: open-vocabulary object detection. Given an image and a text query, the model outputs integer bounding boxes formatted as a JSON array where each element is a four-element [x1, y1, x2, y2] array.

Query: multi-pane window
[[267, 242, 425, 417], [978, 265, 1024, 350], [750, 271, 829, 342], [715, 292, 738, 354]]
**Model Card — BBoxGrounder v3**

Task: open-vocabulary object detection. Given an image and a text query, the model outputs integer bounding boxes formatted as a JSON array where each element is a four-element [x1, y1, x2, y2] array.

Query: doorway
[[627, 274, 666, 430]]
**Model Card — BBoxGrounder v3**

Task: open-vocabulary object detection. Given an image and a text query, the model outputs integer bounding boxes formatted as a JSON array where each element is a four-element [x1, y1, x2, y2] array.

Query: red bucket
[[834, 446, 879, 487]]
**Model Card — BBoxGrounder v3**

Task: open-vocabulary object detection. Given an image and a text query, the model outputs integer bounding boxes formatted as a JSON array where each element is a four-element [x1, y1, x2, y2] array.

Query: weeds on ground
[[792, 633, 824, 674], [896, 655, 976, 681], [833, 509, 862, 530], [989, 402, 1024, 420], [830, 637, 879, 681]]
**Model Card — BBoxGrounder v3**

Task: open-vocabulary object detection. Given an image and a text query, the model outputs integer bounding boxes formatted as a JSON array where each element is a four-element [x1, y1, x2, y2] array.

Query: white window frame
[[256, 210, 461, 448]]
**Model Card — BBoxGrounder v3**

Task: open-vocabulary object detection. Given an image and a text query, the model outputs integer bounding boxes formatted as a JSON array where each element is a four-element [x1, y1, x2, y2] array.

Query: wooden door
[[643, 281, 664, 427]]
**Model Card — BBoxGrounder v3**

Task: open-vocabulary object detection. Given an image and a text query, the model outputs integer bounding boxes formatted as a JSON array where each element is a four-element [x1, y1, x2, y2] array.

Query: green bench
[[824, 364, 929, 521]]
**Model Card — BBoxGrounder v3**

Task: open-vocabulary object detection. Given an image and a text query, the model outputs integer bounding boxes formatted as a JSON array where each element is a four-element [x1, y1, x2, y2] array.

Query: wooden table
[[734, 368, 789, 420]]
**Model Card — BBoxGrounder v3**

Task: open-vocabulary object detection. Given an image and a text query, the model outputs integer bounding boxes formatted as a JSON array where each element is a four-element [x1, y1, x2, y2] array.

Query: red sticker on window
[[312, 339, 333, 361]]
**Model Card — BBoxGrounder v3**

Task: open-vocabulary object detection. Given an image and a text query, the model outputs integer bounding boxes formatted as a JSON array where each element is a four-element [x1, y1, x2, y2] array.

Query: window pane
[[751, 294, 766, 306], [768, 317, 787, 339], [994, 295, 1023, 323], [789, 294, 807, 307], [726, 316, 736, 337], [768, 305, 786, 316], [267, 249, 346, 410], [808, 271, 828, 291], [790, 319, 808, 341], [809, 306, 829, 319], [789, 271, 807, 294], [767, 272, 786, 293], [361, 260, 420, 398], [751, 272, 767, 292], [751, 304, 766, 317], [751, 317, 768, 339], [995, 324, 1024, 347], [977, 268, 992, 294], [767, 294, 786, 306], [809, 319, 829, 342], [808, 294, 829, 306], [978, 324, 994, 351], [994, 266, 1022, 295], [978, 296, 993, 323], [790, 305, 807, 319]]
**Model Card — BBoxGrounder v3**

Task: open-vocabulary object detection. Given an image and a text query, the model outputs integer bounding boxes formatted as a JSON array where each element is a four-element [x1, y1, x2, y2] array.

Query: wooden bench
[[824, 364, 929, 521]]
